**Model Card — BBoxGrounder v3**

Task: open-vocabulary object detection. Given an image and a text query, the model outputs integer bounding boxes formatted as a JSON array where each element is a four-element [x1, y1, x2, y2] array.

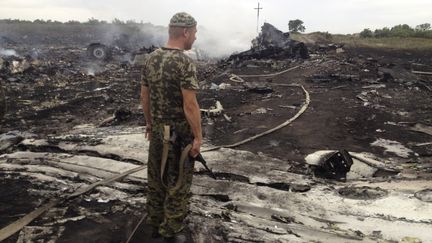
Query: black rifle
[[174, 130, 217, 180], [192, 153, 217, 179]]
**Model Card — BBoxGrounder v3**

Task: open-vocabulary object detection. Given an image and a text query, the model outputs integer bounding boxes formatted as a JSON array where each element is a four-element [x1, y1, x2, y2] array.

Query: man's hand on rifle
[[145, 124, 152, 141], [190, 138, 202, 158]]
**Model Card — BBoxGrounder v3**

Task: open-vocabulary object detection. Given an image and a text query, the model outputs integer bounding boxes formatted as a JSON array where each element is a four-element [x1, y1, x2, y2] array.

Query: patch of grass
[[332, 36, 432, 50], [291, 32, 432, 50], [290, 32, 332, 44]]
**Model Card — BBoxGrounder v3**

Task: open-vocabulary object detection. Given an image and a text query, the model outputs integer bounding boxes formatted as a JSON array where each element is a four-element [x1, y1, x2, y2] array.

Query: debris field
[[1, 23, 432, 243]]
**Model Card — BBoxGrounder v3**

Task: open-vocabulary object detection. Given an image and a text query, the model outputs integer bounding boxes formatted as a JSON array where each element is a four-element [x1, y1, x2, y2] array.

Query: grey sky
[[1, 0, 431, 33], [1, 0, 431, 56]]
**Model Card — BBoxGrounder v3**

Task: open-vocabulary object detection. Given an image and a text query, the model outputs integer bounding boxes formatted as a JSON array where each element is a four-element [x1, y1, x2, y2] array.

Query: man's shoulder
[[146, 49, 194, 73], [154, 48, 192, 61], [147, 48, 163, 59]]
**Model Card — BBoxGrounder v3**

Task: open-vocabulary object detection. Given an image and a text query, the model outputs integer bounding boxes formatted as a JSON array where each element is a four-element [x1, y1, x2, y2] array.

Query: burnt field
[[1, 23, 432, 243]]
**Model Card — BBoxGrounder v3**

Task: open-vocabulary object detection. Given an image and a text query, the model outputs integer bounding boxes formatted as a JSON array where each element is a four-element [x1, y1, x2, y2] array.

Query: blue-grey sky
[[1, 0, 431, 56]]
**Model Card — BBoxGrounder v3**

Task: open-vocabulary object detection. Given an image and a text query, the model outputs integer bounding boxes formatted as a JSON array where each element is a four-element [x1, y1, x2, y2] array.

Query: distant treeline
[[360, 24, 432, 38], [0, 18, 146, 25], [0, 18, 167, 47]]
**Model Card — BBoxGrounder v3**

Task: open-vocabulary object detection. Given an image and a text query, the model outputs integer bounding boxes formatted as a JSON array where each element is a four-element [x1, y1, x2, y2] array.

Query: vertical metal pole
[[254, 2, 262, 34]]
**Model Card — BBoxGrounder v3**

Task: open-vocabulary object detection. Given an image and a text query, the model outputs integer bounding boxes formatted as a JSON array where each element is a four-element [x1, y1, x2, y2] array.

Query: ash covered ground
[[1, 22, 432, 243]]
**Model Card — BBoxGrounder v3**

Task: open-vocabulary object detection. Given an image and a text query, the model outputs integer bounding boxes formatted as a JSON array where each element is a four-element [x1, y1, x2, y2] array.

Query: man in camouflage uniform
[[140, 12, 202, 242]]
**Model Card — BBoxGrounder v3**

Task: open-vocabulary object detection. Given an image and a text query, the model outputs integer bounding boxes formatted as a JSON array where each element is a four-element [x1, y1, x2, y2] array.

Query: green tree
[[416, 23, 431, 31], [126, 19, 138, 25], [360, 28, 373, 38], [86, 17, 100, 24], [112, 18, 125, 25], [33, 19, 46, 24], [374, 27, 391, 38], [66, 20, 80, 24], [288, 19, 306, 33], [390, 24, 414, 37]]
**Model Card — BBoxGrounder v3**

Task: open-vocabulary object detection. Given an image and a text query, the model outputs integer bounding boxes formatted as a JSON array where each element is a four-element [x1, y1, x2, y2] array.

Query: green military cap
[[169, 12, 197, 28]]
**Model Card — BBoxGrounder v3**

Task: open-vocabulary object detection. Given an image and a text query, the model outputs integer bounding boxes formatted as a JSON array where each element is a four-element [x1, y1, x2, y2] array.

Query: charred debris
[[1, 21, 432, 243], [228, 23, 309, 63], [1, 22, 432, 171]]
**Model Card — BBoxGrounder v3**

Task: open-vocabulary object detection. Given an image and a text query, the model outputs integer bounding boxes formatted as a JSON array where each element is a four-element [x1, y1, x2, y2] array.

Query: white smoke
[[195, 26, 255, 58], [0, 48, 19, 57], [134, 24, 255, 59]]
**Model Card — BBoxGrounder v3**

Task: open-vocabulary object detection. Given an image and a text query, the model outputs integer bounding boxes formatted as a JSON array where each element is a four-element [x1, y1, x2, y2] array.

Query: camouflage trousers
[[146, 120, 195, 237]]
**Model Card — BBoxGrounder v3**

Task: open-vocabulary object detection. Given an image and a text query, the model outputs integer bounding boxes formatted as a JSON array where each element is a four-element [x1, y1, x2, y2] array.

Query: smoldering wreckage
[[0, 22, 432, 243]]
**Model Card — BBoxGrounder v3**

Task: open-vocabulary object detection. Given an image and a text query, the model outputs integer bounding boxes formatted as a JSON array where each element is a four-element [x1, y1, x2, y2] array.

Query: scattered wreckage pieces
[[99, 107, 132, 127], [305, 150, 353, 181], [0, 55, 36, 74], [245, 82, 273, 94], [409, 123, 432, 136], [228, 65, 301, 93], [132, 45, 158, 67], [203, 66, 310, 152], [378, 66, 420, 83], [223, 114, 232, 122], [348, 153, 400, 173], [0, 131, 25, 152], [203, 84, 310, 152], [305, 150, 401, 181], [11, 59, 31, 74], [16, 225, 65, 243], [229, 74, 245, 83], [0, 129, 149, 241], [371, 138, 415, 158], [315, 43, 345, 53], [87, 43, 112, 61], [228, 23, 308, 62], [312, 150, 353, 181], [237, 65, 301, 78], [0, 200, 61, 242], [417, 81, 432, 92], [411, 70, 432, 76], [338, 186, 388, 200], [414, 189, 432, 202], [0, 79, 5, 120], [399, 237, 424, 243], [31, 95, 110, 119], [201, 101, 224, 117], [87, 41, 158, 63], [308, 73, 360, 83], [0, 160, 147, 242], [3, 126, 432, 242], [209, 82, 231, 90]]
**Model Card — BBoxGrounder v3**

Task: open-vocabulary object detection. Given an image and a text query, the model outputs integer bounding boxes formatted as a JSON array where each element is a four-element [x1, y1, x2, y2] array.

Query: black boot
[[151, 227, 162, 238], [164, 232, 188, 243]]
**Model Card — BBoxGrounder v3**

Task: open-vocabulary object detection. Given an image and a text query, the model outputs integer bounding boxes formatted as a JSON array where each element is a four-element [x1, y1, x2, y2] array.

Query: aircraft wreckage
[[1, 21, 432, 243]]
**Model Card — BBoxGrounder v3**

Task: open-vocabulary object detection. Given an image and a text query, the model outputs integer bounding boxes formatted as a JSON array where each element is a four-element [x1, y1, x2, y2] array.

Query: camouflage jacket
[[141, 48, 199, 122]]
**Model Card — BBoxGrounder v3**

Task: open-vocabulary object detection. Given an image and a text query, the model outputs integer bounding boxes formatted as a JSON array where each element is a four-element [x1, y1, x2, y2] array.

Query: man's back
[[142, 47, 199, 122]]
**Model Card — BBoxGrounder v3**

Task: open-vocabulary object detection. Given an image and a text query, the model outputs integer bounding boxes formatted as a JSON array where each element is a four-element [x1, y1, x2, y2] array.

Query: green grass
[[332, 35, 432, 50], [291, 32, 432, 50]]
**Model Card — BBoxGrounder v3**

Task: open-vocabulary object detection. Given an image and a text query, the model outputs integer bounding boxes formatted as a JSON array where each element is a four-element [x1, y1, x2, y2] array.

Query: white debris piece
[[251, 107, 268, 114], [371, 139, 414, 158], [201, 101, 224, 116], [218, 83, 231, 90]]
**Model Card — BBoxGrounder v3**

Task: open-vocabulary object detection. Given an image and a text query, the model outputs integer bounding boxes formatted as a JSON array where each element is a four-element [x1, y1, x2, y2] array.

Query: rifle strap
[[160, 125, 170, 188], [169, 144, 192, 194]]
